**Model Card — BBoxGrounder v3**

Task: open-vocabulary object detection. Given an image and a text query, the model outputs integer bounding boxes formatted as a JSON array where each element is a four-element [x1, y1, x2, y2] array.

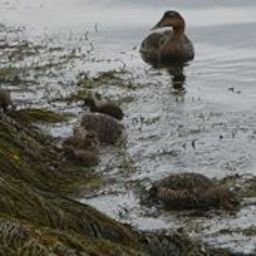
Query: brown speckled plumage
[[63, 128, 99, 153], [140, 11, 194, 66], [64, 146, 98, 167], [80, 113, 124, 144], [149, 173, 238, 210]]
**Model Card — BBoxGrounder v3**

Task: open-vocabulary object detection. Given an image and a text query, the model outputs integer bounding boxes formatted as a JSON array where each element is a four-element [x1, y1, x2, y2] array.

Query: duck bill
[[151, 18, 164, 30]]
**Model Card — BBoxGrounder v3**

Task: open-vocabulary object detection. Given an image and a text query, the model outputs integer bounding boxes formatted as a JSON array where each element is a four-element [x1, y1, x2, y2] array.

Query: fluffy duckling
[[83, 96, 124, 120], [63, 146, 98, 167], [0, 88, 11, 112], [80, 113, 124, 144], [149, 173, 238, 210], [140, 11, 194, 66], [63, 128, 99, 153]]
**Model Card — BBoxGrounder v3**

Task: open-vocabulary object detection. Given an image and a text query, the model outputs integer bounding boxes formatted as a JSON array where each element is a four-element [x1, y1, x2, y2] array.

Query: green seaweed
[[0, 66, 28, 85], [76, 70, 128, 89], [66, 88, 91, 102], [8, 108, 73, 124], [76, 72, 94, 88]]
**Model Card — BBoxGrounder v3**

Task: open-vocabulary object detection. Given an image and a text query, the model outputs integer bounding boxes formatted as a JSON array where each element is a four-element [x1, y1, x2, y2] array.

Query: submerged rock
[[148, 172, 238, 210], [80, 113, 124, 144]]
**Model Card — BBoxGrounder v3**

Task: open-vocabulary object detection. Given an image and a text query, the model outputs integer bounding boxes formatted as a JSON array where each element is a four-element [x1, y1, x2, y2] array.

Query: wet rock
[[80, 113, 124, 144], [148, 172, 238, 210]]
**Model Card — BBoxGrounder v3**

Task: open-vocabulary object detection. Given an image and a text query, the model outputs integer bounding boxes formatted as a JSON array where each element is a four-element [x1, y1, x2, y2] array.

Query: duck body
[[141, 31, 194, 65], [140, 11, 194, 66], [63, 128, 99, 153], [80, 113, 124, 144], [83, 97, 124, 120], [149, 173, 238, 210], [64, 146, 98, 167], [94, 104, 124, 120]]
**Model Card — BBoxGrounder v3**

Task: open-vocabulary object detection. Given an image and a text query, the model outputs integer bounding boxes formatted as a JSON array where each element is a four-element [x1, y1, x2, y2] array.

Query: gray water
[[1, 0, 256, 253]]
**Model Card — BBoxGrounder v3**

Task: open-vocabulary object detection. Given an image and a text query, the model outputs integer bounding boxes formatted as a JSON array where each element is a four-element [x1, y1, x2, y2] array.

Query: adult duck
[[140, 11, 194, 66]]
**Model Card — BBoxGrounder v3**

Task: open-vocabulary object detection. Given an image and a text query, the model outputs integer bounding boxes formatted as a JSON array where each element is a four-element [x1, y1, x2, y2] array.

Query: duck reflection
[[167, 63, 186, 93]]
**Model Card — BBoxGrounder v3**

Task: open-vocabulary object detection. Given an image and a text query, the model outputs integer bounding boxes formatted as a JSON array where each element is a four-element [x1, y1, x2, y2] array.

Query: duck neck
[[172, 26, 185, 38]]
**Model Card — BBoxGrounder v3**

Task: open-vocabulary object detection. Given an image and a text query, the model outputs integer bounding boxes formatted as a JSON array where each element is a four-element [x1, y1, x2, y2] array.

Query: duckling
[[0, 88, 11, 112], [153, 172, 212, 190], [140, 11, 194, 66], [149, 173, 238, 210], [63, 146, 98, 167], [80, 113, 124, 144], [83, 96, 124, 120], [63, 128, 99, 153]]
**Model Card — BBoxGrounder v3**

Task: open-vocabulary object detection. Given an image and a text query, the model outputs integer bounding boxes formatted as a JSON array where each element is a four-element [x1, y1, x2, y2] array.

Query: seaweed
[[8, 108, 73, 124]]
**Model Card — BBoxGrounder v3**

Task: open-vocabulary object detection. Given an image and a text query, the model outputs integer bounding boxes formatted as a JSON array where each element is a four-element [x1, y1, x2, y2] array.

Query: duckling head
[[62, 145, 75, 156], [83, 97, 96, 109], [152, 11, 185, 31], [206, 186, 239, 210]]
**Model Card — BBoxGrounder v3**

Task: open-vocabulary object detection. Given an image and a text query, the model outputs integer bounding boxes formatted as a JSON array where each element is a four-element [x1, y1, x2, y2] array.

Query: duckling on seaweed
[[83, 96, 124, 120], [63, 146, 98, 167], [148, 173, 238, 210], [140, 10, 194, 66], [63, 127, 99, 153], [0, 88, 12, 112], [80, 113, 124, 144]]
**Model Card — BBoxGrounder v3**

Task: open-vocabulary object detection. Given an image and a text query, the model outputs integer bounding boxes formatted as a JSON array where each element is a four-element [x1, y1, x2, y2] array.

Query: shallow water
[[1, 0, 256, 253]]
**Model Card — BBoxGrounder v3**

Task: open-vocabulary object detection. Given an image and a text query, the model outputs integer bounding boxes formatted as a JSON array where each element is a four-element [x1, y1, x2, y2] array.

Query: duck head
[[152, 11, 185, 32]]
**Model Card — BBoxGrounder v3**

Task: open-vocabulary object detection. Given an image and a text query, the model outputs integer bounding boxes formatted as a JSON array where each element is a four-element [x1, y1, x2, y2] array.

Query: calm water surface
[[1, 0, 256, 253]]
